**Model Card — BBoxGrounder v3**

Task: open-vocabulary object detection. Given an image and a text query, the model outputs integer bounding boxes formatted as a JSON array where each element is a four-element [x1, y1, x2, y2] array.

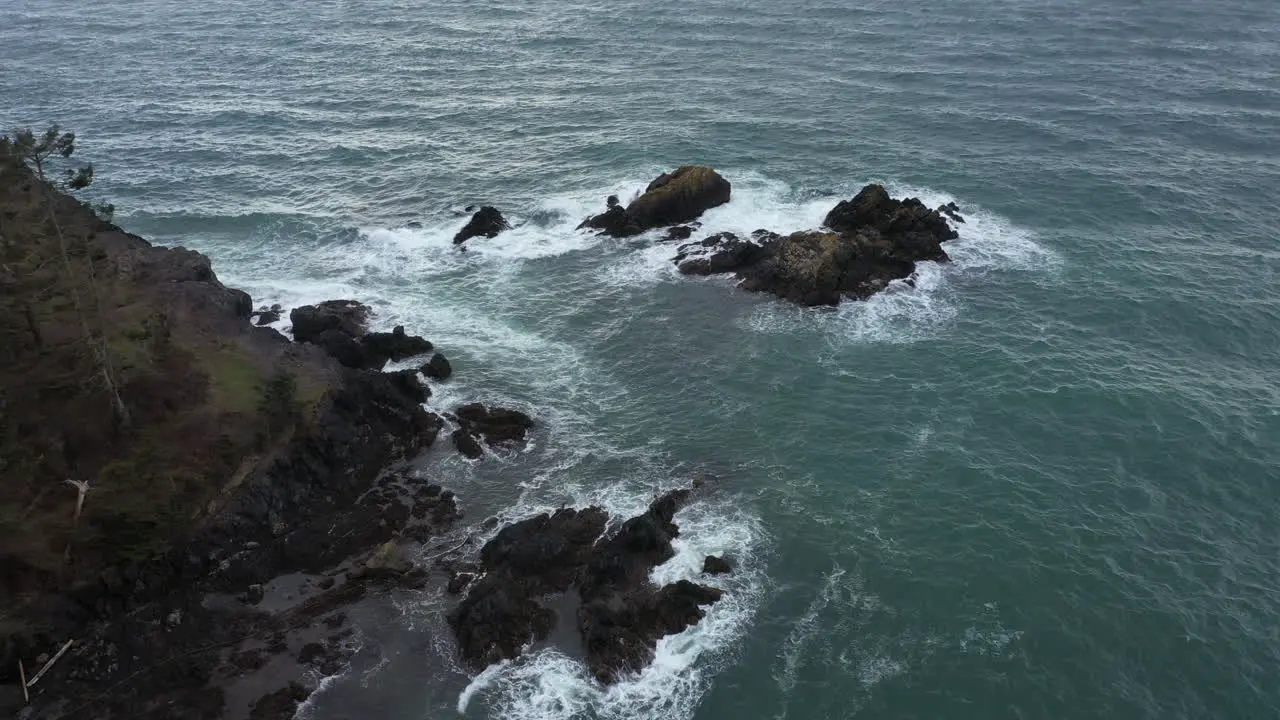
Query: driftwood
[[26, 638, 74, 688], [19, 660, 28, 703], [63, 479, 91, 563]]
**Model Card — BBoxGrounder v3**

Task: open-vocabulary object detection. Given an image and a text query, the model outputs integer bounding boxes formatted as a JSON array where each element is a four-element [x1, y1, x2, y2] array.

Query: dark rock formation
[[449, 489, 723, 683], [450, 507, 608, 666], [453, 206, 511, 245], [362, 325, 433, 363], [384, 368, 429, 404], [578, 204, 639, 237], [737, 231, 853, 306], [450, 403, 534, 458], [252, 304, 282, 326], [289, 300, 370, 343], [581, 166, 731, 237], [670, 184, 962, 306], [937, 201, 965, 224], [663, 225, 695, 242], [422, 352, 453, 380], [311, 328, 370, 369], [292, 302, 432, 369], [452, 428, 485, 459], [675, 232, 773, 276], [703, 555, 732, 575]]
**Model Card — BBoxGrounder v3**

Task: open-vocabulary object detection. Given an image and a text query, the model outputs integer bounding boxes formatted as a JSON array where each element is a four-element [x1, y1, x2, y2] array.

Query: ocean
[[5, 0, 1280, 717]]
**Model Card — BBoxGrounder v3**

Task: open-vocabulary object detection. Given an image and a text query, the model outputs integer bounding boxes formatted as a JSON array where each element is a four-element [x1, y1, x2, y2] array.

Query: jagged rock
[[450, 577, 555, 667], [737, 231, 851, 306], [675, 232, 772, 276], [663, 225, 695, 242], [414, 411, 445, 446], [229, 289, 254, 319], [290, 300, 371, 343], [384, 368, 429, 404], [577, 204, 639, 236], [452, 429, 484, 459], [311, 328, 370, 369], [453, 206, 511, 245], [937, 201, 964, 223], [668, 184, 962, 306], [454, 403, 534, 452], [482, 507, 609, 589], [581, 167, 731, 237], [422, 353, 452, 380], [579, 580, 722, 682], [449, 489, 721, 683], [823, 184, 958, 252], [362, 325, 433, 363], [252, 304, 282, 326], [702, 555, 732, 575]]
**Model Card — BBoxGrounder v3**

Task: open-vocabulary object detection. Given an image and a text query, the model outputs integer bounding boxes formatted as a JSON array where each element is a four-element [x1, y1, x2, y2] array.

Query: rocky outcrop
[[672, 184, 962, 306], [663, 224, 697, 242], [450, 507, 608, 664], [289, 300, 371, 343], [362, 325, 434, 362], [675, 231, 773, 276], [449, 488, 723, 683], [422, 352, 453, 380], [581, 166, 731, 237], [453, 206, 511, 245], [703, 555, 732, 575], [252, 304, 282, 326], [451, 403, 534, 458], [291, 304, 433, 370]]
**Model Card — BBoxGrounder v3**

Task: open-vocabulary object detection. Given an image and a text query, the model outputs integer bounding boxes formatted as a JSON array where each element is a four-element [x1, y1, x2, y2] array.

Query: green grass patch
[[203, 346, 262, 414]]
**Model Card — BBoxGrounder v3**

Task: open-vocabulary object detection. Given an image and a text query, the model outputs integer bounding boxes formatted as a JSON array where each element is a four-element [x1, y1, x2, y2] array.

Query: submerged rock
[[581, 166, 731, 237], [453, 206, 511, 245], [449, 488, 723, 683], [669, 184, 962, 306]]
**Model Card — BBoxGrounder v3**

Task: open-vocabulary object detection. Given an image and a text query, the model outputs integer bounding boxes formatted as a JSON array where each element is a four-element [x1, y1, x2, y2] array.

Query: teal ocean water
[[6, 0, 1280, 717]]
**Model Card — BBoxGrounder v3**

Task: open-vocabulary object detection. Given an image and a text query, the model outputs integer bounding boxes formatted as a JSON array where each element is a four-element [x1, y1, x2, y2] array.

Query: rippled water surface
[[6, 0, 1280, 718]]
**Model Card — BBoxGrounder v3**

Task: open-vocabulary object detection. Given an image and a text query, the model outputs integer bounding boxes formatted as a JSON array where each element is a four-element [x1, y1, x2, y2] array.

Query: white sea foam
[[293, 631, 365, 720], [773, 566, 848, 697], [242, 170, 1052, 362]]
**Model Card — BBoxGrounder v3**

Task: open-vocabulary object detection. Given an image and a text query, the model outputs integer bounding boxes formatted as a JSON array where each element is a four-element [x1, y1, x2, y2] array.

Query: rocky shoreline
[[0, 160, 736, 719], [4, 158, 957, 718]]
